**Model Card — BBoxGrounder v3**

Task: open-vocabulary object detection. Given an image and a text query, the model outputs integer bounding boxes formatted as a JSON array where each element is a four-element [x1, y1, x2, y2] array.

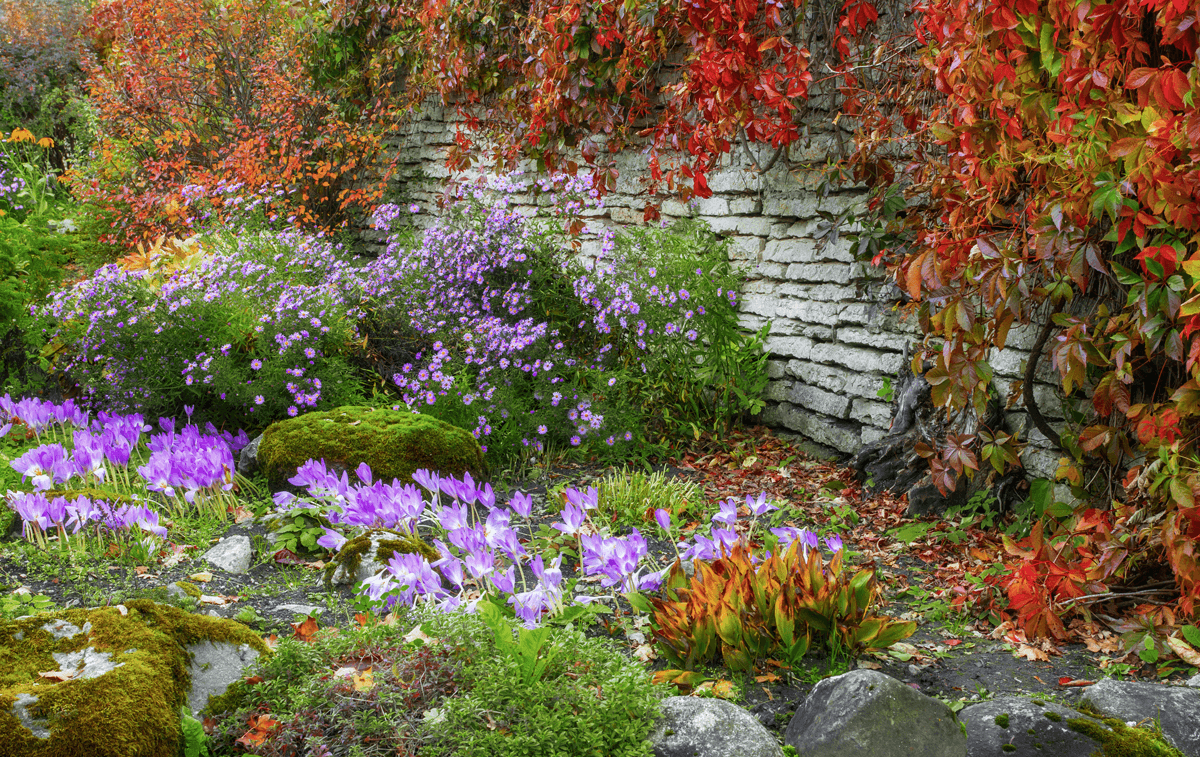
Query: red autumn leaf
[[273, 548, 306, 565]]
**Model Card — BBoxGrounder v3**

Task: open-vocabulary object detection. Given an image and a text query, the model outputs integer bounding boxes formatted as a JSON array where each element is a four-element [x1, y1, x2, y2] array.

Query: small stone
[[274, 603, 320, 617], [1186, 673, 1200, 688], [237, 433, 264, 476], [785, 669, 966, 757], [40, 619, 85, 640], [186, 641, 261, 715], [203, 535, 253, 574], [958, 698, 1106, 757]]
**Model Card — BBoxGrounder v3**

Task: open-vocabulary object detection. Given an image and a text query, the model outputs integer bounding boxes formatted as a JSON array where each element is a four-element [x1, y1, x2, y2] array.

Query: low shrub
[[38, 227, 368, 427]]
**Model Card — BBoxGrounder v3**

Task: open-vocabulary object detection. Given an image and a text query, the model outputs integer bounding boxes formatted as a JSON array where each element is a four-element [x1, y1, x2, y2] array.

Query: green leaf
[[1182, 625, 1200, 649]]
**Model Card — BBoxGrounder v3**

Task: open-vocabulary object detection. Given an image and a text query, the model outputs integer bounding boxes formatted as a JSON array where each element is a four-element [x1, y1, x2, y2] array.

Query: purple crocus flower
[[654, 508, 672, 533], [824, 534, 844, 553], [494, 527, 527, 562], [464, 546, 496, 579], [10, 491, 52, 534], [552, 502, 586, 536], [438, 501, 470, 531], [489, 565, 516, 594], [477, 483, 496, 510], [712, 498, 740, 526], [509, 491, 533, 519], [355, 462, 374, 485], [411, 468, 439, 494], [564, 486, 598, 511], [746, 492, 777, 517], [509, 588, 547, 628], [317, 528, 347, 552]]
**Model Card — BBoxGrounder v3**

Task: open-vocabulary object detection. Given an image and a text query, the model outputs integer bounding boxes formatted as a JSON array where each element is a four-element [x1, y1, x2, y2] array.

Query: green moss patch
[[1066, 703, 1185, 757], [0, 600, 267, 757], [324, 528, 439, 589], [258, 405, 484, 491]]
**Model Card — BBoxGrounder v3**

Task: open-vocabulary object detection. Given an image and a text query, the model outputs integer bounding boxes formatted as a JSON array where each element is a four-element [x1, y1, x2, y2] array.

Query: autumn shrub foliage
[[826, 0, 1200, 628], [71, 0, 398, 246]]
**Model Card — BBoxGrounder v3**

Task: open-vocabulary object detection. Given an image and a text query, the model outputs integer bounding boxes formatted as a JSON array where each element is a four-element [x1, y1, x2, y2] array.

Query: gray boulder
[[186, 640, 261, 715], [237, 433, 263, 476], [203, 534, 254, 574], [959, 697, 1109, 757], [785, 669, 966, 757], [649, 696, 783, 757], [1083, 678, 1200, 755]]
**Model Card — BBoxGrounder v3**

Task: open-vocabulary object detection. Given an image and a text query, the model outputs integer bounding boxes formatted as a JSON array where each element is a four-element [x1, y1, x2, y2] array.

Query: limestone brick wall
[[369, 103, 1063, 480]]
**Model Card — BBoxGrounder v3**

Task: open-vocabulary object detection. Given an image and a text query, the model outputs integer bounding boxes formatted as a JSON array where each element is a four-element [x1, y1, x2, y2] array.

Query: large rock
[[785, 669, 966, 757], [203, 534, 253, 574], [184, 640, 260, 716], [959, 697, 1109, 757], [1083, 678, 1200, 755], [648, 696, 783, 757], [256, 405, 484, 492], [1, 600, 268, 757]]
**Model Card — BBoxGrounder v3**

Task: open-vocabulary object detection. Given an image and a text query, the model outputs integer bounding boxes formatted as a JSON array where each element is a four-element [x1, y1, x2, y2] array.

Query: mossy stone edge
[[0, 599, 268, 757]]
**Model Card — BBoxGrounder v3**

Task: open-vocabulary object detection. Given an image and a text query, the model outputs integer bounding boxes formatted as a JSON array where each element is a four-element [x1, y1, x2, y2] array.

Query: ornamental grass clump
[[0, 394, 251, 556]]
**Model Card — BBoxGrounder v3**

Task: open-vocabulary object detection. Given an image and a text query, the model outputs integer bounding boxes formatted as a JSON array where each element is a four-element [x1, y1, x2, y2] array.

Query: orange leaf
[[291, 616, 319, 643], [236, 714, 279, 748]]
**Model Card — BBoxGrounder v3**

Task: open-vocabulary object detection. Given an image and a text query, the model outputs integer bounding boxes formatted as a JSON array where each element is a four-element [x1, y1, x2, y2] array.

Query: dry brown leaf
[[39, 670, 75, 682], [1167, 635, 1200, 666], [1015, 643, 1050, 662]]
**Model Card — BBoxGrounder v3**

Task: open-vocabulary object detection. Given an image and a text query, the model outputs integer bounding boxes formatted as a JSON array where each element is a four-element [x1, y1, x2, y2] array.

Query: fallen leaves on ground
[[291, 615, 320, 643]]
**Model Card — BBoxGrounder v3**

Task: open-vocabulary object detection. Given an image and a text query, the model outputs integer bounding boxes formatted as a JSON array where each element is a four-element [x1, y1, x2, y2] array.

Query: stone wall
[[371, 103, 1064, 481]]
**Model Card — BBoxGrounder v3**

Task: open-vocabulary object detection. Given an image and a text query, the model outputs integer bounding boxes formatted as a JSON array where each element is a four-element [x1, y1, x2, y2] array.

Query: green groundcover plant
[[202, 605, 665, 757]]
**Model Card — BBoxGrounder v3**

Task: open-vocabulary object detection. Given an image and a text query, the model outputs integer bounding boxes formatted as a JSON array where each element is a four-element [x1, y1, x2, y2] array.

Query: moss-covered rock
[[257, 405, 484, 492], [0, 600, 268, 757], [324, 528, 440, 590]]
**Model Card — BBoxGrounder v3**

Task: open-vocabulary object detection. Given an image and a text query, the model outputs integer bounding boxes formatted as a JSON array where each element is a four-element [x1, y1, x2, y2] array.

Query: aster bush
[[574, 218, 770, 444], [39, 226, 368, 427], [365, 173, 767, 463]]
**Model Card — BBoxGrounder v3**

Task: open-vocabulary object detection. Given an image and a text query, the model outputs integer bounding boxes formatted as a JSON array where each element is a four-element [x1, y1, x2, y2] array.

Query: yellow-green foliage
[[0, 600, 268, 757], [257, 406, 484, 491], [323, 528, 440, 589]]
